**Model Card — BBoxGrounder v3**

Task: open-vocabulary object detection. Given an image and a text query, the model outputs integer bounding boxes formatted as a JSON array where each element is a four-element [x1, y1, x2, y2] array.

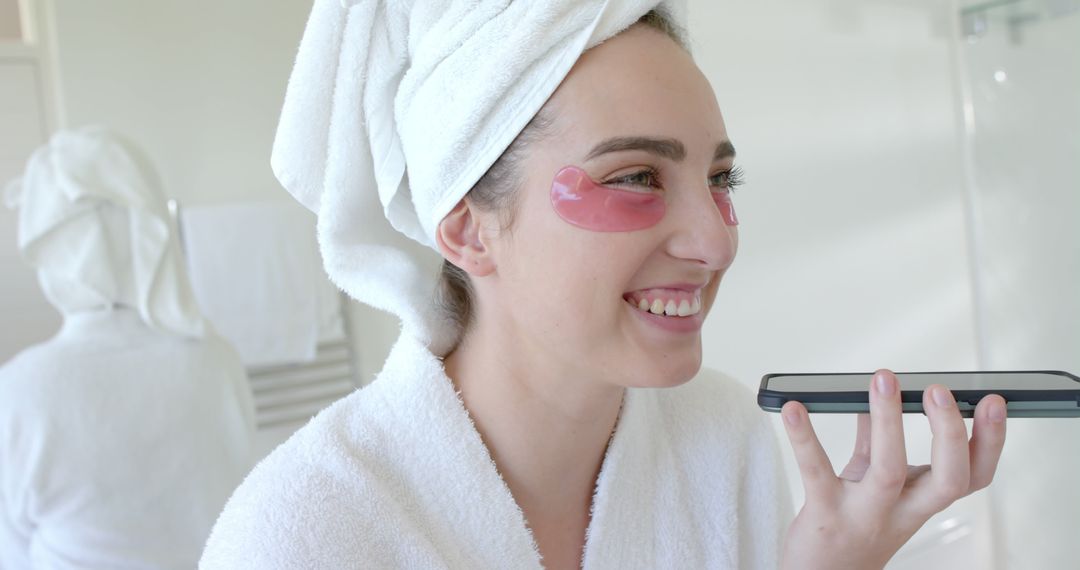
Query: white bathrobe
[[201, 331, 792, 569], [0, 308, 256, 569]]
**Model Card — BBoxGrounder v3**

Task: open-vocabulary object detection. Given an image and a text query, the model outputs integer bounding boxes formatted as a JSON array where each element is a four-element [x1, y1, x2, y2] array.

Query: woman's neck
[[441, 318, 625, 531]]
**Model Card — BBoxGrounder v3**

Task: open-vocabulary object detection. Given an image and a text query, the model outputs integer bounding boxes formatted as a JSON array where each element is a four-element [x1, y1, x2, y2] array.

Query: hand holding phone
[[778, 369, 1008, 569]]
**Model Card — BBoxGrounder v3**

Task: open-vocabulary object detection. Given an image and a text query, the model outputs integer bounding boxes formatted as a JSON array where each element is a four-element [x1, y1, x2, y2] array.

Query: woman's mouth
[[622, 287, 703, 318], [622, 286, 706, 334]]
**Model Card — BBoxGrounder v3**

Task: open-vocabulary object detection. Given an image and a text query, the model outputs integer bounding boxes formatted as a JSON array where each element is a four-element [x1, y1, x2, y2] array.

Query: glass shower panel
[[957, 0, 1080, 568]]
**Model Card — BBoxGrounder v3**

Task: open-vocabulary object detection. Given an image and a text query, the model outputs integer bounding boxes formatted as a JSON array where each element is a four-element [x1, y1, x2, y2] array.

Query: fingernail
[[783, 406, 801, 427], [874, 372, 895, 396], [932, 386, 954, 408], [989, 402, 1006, 423]]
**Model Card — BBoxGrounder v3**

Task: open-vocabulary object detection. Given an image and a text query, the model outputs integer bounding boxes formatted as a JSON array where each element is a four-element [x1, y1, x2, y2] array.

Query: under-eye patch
[[549, 166, 739, 231], [549, 166, 666, 232], [711, 189, 738, 226]]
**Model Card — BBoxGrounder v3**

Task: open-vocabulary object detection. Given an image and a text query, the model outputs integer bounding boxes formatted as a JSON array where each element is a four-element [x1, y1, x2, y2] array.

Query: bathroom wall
[[0, 0, 62, 364], [50, 0, 306, 205]]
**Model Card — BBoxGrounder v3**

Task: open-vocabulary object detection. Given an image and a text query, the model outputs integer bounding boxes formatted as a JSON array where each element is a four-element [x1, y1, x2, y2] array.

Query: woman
[[201, 1, 1008, 568], [1, 127, 256, 568]]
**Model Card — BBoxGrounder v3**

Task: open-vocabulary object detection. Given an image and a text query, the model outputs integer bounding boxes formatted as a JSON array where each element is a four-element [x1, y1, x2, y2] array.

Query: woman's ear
[[436, 199, 496, 277]]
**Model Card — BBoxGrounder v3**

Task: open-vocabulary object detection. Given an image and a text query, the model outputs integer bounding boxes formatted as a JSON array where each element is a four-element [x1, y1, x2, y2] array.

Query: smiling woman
[[198, 1, 1007, 569], [434, 22, 752, 567]]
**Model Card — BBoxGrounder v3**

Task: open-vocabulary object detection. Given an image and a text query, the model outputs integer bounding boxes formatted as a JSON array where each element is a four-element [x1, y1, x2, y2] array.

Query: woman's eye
[[605, 169, 660, 191], [709, 166, 745, 193], [604, 166, 745, 193]]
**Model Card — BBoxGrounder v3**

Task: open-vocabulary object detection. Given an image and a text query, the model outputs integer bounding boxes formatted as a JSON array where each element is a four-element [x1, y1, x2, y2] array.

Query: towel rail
[[245, 307, 361, 430], [169, 198, 362, 432]]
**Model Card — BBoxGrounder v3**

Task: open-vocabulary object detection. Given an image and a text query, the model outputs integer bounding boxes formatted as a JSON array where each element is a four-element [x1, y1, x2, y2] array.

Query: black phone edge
[[757, 369, 1080, 412]]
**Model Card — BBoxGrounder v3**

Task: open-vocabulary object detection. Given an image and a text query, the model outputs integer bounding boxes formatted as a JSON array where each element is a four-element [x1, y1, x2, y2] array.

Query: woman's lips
[[623, 285, 705, 317], [622, 284, 707, 333], [624, 297, 705, 333]]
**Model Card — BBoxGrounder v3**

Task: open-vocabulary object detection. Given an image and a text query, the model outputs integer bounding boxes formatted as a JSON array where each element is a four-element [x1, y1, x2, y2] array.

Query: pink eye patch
[[549, 166, 738, 232], [549, 166, 665, 232], [711, 190, 738, 226]]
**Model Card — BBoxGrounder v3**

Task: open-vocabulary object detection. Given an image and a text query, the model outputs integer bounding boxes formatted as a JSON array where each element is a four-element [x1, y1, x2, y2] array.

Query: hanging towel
[[200, 331, 792, 569], [269, 0, 688, 355], [180, 201, 342, 366]]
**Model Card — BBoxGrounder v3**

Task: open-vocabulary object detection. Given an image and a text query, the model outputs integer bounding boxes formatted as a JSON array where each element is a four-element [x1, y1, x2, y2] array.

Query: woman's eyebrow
[[585, 136, 736, 162]]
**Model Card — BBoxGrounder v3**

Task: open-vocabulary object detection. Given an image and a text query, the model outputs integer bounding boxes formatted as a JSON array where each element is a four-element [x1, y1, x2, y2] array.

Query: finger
[[968, 394, 1007, 492], [864, 370, 908, 502], [914, 385, 971, 514], [839, 413, 871, 482], [780, 401, 840, 502]]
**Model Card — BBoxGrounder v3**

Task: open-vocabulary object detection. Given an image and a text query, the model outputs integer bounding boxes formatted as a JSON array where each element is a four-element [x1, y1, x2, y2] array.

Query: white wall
[[0, 60, 55, 362], [693, 0, 979, 381], [52, 0, 307, 205], [1, 0, 62, 363]]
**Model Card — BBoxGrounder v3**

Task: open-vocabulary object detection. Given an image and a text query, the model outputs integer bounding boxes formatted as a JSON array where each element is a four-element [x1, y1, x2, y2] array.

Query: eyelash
[[606, 165, 745, 193]]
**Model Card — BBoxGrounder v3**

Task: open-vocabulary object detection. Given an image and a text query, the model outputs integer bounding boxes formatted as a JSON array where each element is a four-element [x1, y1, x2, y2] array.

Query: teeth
[[627, 291, 705, 318]]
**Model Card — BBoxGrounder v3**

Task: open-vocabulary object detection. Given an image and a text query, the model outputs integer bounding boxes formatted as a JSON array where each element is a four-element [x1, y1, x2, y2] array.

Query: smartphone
[[758, 370, 1080, 418]]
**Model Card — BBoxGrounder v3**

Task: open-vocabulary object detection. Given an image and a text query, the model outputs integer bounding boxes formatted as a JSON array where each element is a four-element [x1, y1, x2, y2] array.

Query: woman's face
[[476, 24, 738, 388]]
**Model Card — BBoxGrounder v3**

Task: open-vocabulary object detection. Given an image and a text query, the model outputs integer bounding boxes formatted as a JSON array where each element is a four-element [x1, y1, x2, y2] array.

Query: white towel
[[180, 201, 342, 366], [270, 0, 687, 355], [200, 331, 792, 568], [3, 126, 205, 338]]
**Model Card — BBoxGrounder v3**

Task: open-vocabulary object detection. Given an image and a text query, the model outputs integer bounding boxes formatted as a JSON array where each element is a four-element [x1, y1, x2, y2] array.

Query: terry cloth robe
[[0, 308, 256, 569], [200, 330, 793, 569]]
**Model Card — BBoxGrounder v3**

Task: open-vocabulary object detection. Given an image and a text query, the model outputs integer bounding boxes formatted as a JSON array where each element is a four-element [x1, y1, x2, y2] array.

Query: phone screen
[[766, 371, 1080, 392]]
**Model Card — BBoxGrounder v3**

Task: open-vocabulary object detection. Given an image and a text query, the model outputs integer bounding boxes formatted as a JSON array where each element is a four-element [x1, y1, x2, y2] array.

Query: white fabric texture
[[0, 308, 257, 569], [180, 201, 343, 366], [3, 126, 205, 338], [271, 0, 686, 355], [200, 332, 793, 569]]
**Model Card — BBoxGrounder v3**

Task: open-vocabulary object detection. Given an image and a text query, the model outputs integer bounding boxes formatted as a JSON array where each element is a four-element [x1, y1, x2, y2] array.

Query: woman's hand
[[779, 369, 1007, 570]]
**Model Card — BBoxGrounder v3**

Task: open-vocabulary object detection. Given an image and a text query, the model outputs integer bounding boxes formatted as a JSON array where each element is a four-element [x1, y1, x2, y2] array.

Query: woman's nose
[[662, 187, 737, 270]]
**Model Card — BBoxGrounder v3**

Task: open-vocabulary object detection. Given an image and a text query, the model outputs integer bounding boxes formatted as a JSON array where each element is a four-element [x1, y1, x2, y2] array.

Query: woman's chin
[[616, 349, 702, 389]]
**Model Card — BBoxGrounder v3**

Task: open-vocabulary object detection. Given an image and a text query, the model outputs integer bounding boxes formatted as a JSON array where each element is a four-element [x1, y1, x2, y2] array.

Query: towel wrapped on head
[[271, 0, 687, 355], [4, 127, 205, 338]]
